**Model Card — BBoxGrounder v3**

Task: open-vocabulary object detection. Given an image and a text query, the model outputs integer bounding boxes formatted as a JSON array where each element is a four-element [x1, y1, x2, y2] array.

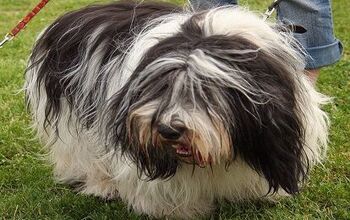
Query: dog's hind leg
[[25, 78, 119, 198], [46, 117, 119, 199], [41, 108, 91, 186]]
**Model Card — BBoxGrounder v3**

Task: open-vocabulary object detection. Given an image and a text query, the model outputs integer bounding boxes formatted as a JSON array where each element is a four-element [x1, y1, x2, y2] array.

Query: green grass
[[0, 0, 349, 219]]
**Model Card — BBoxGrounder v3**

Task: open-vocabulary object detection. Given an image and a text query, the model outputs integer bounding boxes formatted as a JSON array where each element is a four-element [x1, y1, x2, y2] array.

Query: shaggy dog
[[25, 1, 329, 218]]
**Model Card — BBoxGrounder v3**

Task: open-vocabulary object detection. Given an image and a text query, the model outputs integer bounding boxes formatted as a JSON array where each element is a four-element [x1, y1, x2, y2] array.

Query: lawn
[[0, 0, 349, 219]]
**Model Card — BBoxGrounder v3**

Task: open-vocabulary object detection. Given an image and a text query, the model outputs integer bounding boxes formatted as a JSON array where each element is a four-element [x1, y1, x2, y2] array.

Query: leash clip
[[263, 7, 276, 21], [262, 0, 282, 21], [0, 33, 13, 48]]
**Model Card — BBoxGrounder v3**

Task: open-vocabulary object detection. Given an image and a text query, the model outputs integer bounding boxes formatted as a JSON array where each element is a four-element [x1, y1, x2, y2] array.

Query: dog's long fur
[[25, 1, 329, 218]]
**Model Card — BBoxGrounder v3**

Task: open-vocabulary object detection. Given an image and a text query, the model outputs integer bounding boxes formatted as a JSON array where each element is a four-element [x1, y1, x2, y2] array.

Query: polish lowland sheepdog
[[25, 1, 329, 218]]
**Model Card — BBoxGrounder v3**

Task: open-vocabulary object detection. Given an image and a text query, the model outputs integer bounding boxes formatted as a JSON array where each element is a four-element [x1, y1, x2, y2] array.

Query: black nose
[[158, 124, 185, 140]]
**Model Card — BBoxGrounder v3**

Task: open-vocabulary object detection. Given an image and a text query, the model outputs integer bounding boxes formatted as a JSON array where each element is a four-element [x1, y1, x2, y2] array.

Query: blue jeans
[[189, 0, 343, 69]]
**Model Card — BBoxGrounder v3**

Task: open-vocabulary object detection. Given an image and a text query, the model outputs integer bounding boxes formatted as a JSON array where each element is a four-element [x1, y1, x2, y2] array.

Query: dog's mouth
[[174, 144, 192, 157], [172, 144, 208, 166]]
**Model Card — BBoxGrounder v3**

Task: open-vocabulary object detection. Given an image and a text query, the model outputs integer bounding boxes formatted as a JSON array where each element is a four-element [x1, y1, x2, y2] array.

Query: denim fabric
[[189, 0, 343, 69], [277, 0, 342, 68]]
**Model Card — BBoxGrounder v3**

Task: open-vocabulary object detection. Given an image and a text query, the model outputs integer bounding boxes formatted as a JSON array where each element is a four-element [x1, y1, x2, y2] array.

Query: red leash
[[0, 0, 50, 48]]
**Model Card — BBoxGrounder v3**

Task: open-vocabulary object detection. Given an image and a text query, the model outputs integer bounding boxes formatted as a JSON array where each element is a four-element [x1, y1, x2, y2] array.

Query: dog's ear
[[228, 92, 307, 194], [223, 45, 308, 195]]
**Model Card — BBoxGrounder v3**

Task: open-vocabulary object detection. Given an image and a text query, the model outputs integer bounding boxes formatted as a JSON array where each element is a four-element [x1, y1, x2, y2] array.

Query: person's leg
[[189, 0, 237, 10], [277, 0, 343, 84]]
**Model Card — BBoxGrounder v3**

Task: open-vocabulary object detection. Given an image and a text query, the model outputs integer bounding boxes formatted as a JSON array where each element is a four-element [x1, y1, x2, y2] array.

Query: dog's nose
[[157, 124, 185, 140]]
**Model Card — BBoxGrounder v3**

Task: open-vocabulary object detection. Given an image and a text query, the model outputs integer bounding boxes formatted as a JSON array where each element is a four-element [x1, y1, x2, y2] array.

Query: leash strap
[[0, 0, 50, 48], [263, 0, 283, 21]]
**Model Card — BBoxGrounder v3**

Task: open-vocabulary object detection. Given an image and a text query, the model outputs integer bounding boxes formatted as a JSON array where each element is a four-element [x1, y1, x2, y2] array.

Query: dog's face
[[105, 8, 309, 194]]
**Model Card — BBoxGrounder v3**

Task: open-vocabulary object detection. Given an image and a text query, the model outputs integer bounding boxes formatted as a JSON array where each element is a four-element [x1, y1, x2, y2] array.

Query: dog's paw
[[81, 178, 119, 200]]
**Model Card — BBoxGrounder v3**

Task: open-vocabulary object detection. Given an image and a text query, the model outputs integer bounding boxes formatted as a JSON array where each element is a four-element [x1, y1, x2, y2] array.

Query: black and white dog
[[25, 1, 329, 218]]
